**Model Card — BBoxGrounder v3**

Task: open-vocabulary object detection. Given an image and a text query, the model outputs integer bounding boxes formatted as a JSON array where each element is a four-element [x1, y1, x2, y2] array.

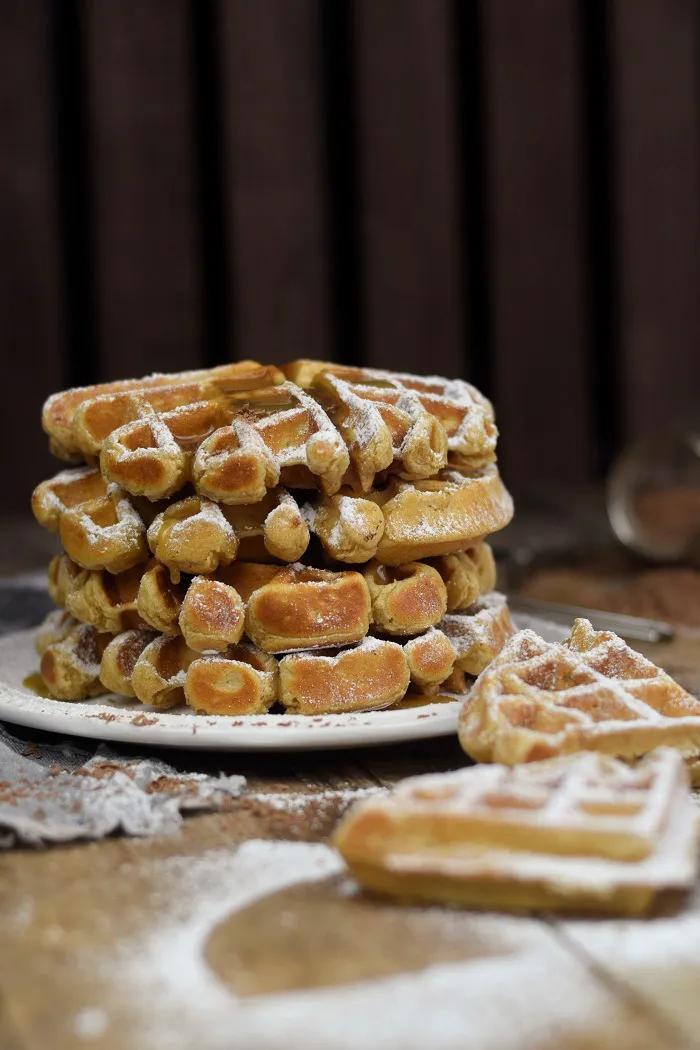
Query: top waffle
[[459, 618, 700, 780], [42, 359, 499, 502]]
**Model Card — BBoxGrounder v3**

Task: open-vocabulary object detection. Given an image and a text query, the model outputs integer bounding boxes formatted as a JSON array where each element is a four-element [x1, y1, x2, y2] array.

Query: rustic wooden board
[[84, 0, 203, 378], [218, 0, 330, 365], [0, 760, 686, 1050], [612, 0, 700, 440], [0, 2, 64, 509], [352, 0, 465, 377], [482, 0, 591, 487]]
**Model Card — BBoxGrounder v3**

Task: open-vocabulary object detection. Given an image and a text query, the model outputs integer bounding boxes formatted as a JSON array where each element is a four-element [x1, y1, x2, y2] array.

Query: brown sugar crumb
[[131, 713, 158, 727]]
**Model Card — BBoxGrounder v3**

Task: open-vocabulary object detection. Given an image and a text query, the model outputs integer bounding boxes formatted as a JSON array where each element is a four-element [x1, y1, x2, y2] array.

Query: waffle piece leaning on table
[[333, 748, 699, 915]]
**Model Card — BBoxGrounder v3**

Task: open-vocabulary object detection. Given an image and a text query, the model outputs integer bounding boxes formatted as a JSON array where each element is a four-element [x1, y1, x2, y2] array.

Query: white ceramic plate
[[0, 616, 565, 752]]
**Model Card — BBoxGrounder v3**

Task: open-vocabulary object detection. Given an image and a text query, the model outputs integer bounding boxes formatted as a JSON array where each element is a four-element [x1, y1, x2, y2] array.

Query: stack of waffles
[[31, 359, 515, 715]]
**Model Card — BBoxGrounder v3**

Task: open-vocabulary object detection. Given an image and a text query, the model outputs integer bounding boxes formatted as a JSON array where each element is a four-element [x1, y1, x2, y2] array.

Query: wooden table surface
[[1, 528, 700, 1050]]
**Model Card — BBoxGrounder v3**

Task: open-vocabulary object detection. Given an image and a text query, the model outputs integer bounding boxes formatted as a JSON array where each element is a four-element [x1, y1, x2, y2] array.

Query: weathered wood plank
[[84, 0, 203, 378], [218, 0, 330, 365], [353, 0, 465, 377], [0, 1, 64, 508], [611, 0, 700, 440], [483, 0, 591, 486]]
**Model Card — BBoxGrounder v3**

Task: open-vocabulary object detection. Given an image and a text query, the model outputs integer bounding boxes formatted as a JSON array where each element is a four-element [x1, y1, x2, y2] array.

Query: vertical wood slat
[[0, 2, 63, 508], [483, 0, 591, 486], [84, 0, 203, 379], [219, 0, 330, 364], [612, 0, 700, 440], [353, 0, 465, 377]]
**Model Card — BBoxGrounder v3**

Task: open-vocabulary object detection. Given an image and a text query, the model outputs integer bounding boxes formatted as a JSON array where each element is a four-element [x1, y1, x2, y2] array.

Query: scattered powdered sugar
[[80, 838, 656, 1050]]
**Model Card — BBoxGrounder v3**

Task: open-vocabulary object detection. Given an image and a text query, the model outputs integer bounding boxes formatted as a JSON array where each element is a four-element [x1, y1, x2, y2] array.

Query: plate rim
[[0, 628, 461, 751]]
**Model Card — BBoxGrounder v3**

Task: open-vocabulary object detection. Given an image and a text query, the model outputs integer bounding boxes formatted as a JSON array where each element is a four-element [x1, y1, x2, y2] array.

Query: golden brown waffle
[[282, 360, 498, 472], [459, 618, 700, 780], [42, 360, 284, 460], [49, 548, 503, 658], [100, 629, 157, 697], [128, 634, 279, 713], [363, 562, 447, 635], [34, 463, 511, 576], [44, 361, 499, 501], [430, 543, 497, 611], [48, 554, 150, 634], [333, 748, 699, 915], [35, 593, 513, 710]]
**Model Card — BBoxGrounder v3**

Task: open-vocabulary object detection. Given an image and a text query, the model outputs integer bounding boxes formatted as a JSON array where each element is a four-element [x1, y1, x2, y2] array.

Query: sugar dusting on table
[[71, 838, 677, 1050]]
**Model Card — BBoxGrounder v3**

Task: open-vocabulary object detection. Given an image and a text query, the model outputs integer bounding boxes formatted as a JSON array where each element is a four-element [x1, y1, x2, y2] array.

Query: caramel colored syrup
[[391, 692, 457, 710], [22, 673, 54, 699]]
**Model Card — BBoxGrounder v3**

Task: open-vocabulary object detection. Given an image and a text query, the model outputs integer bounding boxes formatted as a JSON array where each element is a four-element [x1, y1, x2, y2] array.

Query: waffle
[[34, 592, 513, 710], [44, 361, 499, 501], [459, 618, 700, 781], [430, 543, 497, 612], [49, 545, 507, 660], [34, 465, 511, 576], [282, 360, 498, 472], [333, 748, 699, 915], [363, 562, 448, 635], [42, 360, 284, 460], [100, 628, 157, 697], [48, 554, 150, 634]]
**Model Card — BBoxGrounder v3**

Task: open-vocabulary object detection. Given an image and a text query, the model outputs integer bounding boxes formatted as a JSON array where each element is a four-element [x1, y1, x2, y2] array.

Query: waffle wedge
[[459, 618, 700, 780], [333, 748, 698, 915]]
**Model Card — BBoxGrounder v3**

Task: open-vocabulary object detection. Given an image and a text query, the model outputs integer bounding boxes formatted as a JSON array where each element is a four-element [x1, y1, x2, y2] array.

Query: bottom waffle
[[333, 748, 699, 915], [34, 592, 514, 714]]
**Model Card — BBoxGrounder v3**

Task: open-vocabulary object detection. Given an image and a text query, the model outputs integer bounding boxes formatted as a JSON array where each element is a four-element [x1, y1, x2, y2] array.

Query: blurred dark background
[[2, 0, 699, 511]]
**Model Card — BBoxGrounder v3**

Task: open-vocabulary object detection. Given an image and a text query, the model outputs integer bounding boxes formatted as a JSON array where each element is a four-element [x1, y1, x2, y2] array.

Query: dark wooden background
[[2, 0, 699, 510]]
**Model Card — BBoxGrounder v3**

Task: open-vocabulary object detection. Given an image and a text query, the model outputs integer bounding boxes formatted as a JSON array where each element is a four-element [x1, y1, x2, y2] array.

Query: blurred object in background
[[607, 431, 700, 564]]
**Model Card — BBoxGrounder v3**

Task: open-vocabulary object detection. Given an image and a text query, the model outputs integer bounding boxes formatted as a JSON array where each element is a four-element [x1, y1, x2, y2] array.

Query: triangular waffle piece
[[333, 748, 699, 915], [459, 618, 700, 780]]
